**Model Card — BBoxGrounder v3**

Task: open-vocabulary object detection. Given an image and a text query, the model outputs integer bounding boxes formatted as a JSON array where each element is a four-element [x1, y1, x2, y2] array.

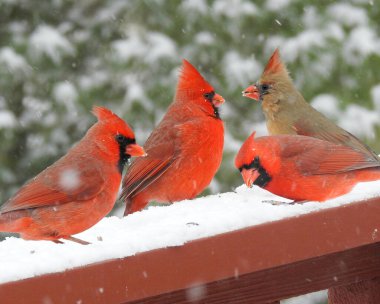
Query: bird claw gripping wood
[[262, 200, 295, 206]]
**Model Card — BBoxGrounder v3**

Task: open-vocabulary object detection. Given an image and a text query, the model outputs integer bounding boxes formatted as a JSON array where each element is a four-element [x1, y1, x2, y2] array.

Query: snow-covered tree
[[1, 0, 380, 204]]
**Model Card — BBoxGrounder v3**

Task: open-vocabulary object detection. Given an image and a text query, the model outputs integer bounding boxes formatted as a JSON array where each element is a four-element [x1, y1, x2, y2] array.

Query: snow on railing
[[1, 182, 380, 303]]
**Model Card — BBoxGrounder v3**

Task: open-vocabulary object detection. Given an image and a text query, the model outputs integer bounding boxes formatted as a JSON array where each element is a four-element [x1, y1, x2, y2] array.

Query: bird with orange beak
[[0, 106, 145, 244], [235, 132, 380, 202], [242, 49, 379, 161], [121, 60, 225, 215]]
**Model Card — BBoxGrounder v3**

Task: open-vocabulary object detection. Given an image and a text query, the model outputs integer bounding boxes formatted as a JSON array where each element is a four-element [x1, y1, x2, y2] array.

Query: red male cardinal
[[0, 106, 145, 244], [235, 132, 380, 202], [242, 49, 379, 161], [121, 59, 224, 215]]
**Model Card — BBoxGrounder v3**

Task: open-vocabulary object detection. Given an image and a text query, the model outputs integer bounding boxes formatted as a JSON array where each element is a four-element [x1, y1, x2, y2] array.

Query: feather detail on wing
[[280, 136, 380, 176], [121, 154, 174, 200], [0, 160, 105, 213], [293, 119, 380, 161]]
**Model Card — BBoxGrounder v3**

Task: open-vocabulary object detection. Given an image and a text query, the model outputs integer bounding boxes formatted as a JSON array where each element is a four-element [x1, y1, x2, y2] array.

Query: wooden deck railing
[[1, 197, 380, 303]]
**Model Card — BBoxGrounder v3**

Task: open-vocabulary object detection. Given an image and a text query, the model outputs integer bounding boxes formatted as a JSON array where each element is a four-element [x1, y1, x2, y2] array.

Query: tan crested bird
[[243, 49, 379, 161]]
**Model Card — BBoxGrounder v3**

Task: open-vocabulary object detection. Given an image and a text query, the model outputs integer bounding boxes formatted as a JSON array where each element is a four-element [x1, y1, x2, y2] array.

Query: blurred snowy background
[[2, 1, 379, 302], [1, 0, 380, 203]]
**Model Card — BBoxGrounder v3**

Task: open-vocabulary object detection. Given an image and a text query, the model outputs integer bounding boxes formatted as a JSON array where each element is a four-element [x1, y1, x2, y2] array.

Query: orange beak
[[212, 93, 225, 107], [126, 144, 147, 157], [241, 168, 260, 188], [242, 85, 260, 101]]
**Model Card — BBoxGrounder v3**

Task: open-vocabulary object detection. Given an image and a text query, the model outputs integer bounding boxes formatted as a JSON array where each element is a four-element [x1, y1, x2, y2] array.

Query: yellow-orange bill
[[241, 168, 260, 188], [126, 144, 147, 157]]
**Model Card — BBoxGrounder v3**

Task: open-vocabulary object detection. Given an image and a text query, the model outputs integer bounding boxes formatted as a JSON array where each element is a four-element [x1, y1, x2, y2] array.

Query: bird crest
[[177, 59, 213, 93], [92, 106, 119, 122], [235, 131, 257, 169], [91, 106, 135, 138], [249, 131, 256, 141], [262, 48, 289, 77]]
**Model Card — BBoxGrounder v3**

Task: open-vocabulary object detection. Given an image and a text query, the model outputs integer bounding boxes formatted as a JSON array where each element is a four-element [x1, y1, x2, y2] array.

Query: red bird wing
[[293, 119, 379, 160], [121, 121, 178, 199], [121, 117, 217, 200], [0, 158, 106, 213], [281, 137, 380, 176], [121, 146, 174, 199]]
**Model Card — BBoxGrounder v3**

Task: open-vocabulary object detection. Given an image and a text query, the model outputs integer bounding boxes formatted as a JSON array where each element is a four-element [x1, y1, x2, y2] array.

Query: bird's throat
[[212, 104, 220, 119], [253, 166, 271, 188]]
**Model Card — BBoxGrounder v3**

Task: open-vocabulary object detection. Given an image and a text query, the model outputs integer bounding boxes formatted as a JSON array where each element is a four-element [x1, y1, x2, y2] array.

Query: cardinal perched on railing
[[121, 60, 225, 215], [242, 49, 379, 161], [0, 107, 145, 244], [235, 132, 380, 202]]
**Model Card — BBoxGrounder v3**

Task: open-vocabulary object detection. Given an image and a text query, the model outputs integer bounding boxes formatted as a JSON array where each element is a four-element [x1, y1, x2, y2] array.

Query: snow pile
[[52, 81, 79, 118], [0, 47, 30, 74], [311, 94, 341, 120], [222, 51, 262, 89], [0, 110, 17, 128], [212, 0, 257, 18], [1, 180, 380, 285], [112, 28, 177, 64], [327, 3, 368, 27], [53, 82, 78, 105], [343, 27, 380, 65], [372, 85, 380, 112], [339, 104, 378, 138], [311, 94, 380, 139], [29, 25, 75, 63], [265, 0, 292, 12]]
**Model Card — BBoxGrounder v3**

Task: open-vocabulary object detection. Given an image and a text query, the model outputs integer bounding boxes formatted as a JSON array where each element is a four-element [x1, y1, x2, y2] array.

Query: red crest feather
[[177, 59, 213, 92], [249, 131, 256, 141], [235, 131, 257, 169], [262, 48, 288, 77], [92, 106, 119, 122], [91, 106, 135, 138]]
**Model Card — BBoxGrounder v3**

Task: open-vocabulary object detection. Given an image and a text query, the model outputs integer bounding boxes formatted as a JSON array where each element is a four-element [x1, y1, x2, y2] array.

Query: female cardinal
[[242, 49, 379, 161], [121, 59, 225, 215], [235, 132, 380, 202], [0, 106, 145, 244]]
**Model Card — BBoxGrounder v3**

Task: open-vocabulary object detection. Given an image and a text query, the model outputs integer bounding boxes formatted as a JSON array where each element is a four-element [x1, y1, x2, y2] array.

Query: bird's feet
[[65, 236, 90, 245], [53, 236, 90, 245], [186, 222, 199, 226], [262, 200, 294, 206], [262, 199, 308, 206], [293, 200, 309, 204]]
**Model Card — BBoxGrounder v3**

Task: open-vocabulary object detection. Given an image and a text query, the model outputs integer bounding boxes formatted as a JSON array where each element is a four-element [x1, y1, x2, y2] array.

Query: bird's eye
[[260, 84, 270, 92], [115, 134, 125, 143], [203, 91, 215, 100], [242, 156, 260, 171]]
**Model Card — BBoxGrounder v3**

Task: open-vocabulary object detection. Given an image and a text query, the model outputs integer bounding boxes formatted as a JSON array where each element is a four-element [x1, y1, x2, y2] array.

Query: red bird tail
[[0, 211, 32, 233]]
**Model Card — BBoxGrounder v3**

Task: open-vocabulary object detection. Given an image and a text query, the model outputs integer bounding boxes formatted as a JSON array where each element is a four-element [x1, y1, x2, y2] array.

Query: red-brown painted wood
[[127, 242, 380, 304], [328, 277, 380, 304], [1, 197, 380, 303]]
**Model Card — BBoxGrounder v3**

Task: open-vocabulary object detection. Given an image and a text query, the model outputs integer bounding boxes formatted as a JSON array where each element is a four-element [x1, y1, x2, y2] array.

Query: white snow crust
[[1, 180, 380, 284]]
